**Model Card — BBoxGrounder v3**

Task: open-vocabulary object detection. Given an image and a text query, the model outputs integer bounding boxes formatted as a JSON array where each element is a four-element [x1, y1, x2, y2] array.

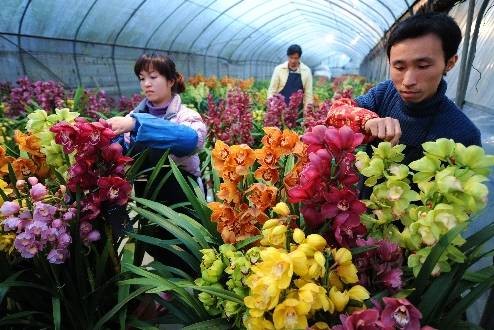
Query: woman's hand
[[107, 116, 136, 135]]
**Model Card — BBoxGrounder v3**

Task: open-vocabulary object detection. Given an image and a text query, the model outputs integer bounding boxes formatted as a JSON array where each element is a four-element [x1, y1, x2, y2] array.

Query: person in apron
[[268, 44, 314, 110]]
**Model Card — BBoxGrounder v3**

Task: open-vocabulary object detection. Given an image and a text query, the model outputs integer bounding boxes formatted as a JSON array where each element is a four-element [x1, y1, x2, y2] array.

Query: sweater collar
[[145, 98, 171, 117], [402, 79, 447, 117]]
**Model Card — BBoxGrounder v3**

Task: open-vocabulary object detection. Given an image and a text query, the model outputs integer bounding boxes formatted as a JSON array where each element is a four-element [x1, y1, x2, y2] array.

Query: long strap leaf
[[93, 286, 149, 330], [52, 297, 61, 330], [130, 205, 203, 261], [442, 275, 494, 328], [182, 318, 231, 330], [132, 197, 212, 247], [143, 150, 169, 198]]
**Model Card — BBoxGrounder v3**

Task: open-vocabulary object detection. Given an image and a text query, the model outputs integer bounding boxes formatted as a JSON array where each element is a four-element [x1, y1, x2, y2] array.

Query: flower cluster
[[195, 244, 259, 326], [354, 237, 404, 292], [0, 179, 74, 263], [288, 124, 367, 247], [264, 90, 303, 129], [118, 93, 143, 113], [7, 77, 66, 116], [204, 88, 253, 145], [50, 118, 132, 244], [26, 108, 79, 175], [189, 75, 254, 91], [84, 89, 114, 119], [357, 139, 494, 275], [209, 127, 305, 243], [243, 217, 369, 330], [333, 297, 427, 330], [303, 100, 331, 130]]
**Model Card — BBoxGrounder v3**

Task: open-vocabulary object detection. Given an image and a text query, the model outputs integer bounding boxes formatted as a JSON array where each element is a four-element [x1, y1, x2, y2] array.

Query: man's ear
[[445, 54, 458, 73]]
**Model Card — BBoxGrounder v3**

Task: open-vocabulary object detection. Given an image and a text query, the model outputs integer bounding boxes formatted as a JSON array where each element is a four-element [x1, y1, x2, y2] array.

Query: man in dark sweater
[[356, 12, 481, 165]]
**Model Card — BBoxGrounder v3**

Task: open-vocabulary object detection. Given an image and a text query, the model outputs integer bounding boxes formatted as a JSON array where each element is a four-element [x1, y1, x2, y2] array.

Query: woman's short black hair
[[287, 44, 302, 57], [134, 53, 185, 94], [386, 12, 462, 63]]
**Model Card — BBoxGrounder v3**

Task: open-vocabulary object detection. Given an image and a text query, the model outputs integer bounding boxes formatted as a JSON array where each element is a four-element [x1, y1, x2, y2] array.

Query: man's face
[[389, 33, 457, 103], [288, 54, 300, 69]]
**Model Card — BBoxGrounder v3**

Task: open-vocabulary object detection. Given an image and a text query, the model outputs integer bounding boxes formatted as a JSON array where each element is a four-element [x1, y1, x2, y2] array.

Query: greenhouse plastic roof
[[1, 0, 413, 71]]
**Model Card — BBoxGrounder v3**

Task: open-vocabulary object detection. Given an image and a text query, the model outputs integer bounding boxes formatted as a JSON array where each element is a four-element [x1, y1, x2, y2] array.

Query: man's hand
[[364, 117, 402, 145], [107, 116, 136, 135]]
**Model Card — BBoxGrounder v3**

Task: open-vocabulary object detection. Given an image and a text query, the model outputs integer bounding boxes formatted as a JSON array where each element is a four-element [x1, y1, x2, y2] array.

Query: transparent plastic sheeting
[[0, 0, 411, 95], [360, 1, 494, 112]]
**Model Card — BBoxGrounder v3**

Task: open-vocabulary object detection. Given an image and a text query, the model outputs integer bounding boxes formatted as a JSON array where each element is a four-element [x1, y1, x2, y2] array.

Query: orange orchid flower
[[14, 130, 44, 157], [217, 182, 241, 204], [279, 129, 300, 155], [261, 127, 283, 148], [246, 183, 278, 211], [255, 146, 280, 168], [225, 144, 256, 176], [254, 165, 280, 184], [212, 140, 230, 172], [12, 158, 37, 178]]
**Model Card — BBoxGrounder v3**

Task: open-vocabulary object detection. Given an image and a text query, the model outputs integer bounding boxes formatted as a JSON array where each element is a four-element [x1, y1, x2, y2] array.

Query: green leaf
[[0, 311, 46, 326], [418, 265, 459, 322], [72, 86, 85, 113], [52, 297, 61, 330], [118, 242, 135, 330], [187, 285, 244, 305], [461, 222, 494, 254], [182, 318, 231, 330], [0, 270, 23, 304], [0, 187, 8, 201], [148, 261, 194, 280], [53, 169, 67, 186], [123, 263, 207, 320], [350, 245, 378, 256], [130, 205, 203, 261], [150, 170, 173, 201], [392, 289, 414, 298], [442, 275, 494, 328], [410, 224, 466, 302], [132, 197, 213, 247], [235, 235, 262, 250], [143, 150, 170, 198], [170, 158, 211, 226], [125, 317, 159, 330], [93, 286, 150, 330], [126, 149, 150, 182], [127, 231, 200, 271], [463, 266, 494, 283], [7, 163, 22, 201], [450, 320, 485, 330]]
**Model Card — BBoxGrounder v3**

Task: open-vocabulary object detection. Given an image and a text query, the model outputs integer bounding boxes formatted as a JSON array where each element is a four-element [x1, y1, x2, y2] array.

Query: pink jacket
[[125, 94, 207, 177]]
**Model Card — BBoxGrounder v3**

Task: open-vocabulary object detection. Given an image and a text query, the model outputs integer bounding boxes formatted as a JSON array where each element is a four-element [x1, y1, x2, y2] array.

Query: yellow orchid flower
[[272, 298, 310, 330], [273, 202, 290, 216], [348, 285, 370, 301], [329, 287, 350, 312], [243, 315, 275, 330], [252, 247, 293, 289]]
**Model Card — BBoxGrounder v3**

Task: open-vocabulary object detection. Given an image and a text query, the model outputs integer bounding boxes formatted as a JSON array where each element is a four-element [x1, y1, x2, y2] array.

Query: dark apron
[[280, 70, 303, 105]]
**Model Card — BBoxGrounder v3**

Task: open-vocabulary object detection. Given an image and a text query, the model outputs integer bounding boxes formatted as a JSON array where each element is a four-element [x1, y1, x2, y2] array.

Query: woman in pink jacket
[[108, 54, 206, 270]]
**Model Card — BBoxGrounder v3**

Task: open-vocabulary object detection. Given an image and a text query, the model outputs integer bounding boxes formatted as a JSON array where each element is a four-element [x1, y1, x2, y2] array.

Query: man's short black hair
[[386, 12, 461, 62], [287, 44, 302, 57]]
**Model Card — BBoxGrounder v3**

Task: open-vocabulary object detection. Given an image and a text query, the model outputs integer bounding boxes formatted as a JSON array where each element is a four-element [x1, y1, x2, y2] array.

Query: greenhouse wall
[[0, 34, 277, 96], [360, 0, 494, 112]]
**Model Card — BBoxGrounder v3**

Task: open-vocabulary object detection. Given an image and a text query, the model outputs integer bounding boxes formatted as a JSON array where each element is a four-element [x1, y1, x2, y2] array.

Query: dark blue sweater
[[355, 79, 481, 164]]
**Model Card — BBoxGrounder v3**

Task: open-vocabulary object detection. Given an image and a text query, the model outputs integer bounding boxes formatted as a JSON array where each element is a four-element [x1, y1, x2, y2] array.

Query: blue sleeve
[[355, 80, 390, 116], [130, 112, 198, 157], [112, 135, 128, 153]]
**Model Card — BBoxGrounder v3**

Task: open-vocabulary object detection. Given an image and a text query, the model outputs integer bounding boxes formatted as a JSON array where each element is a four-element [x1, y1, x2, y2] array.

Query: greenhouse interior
[[1, 0, 494, 329]]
